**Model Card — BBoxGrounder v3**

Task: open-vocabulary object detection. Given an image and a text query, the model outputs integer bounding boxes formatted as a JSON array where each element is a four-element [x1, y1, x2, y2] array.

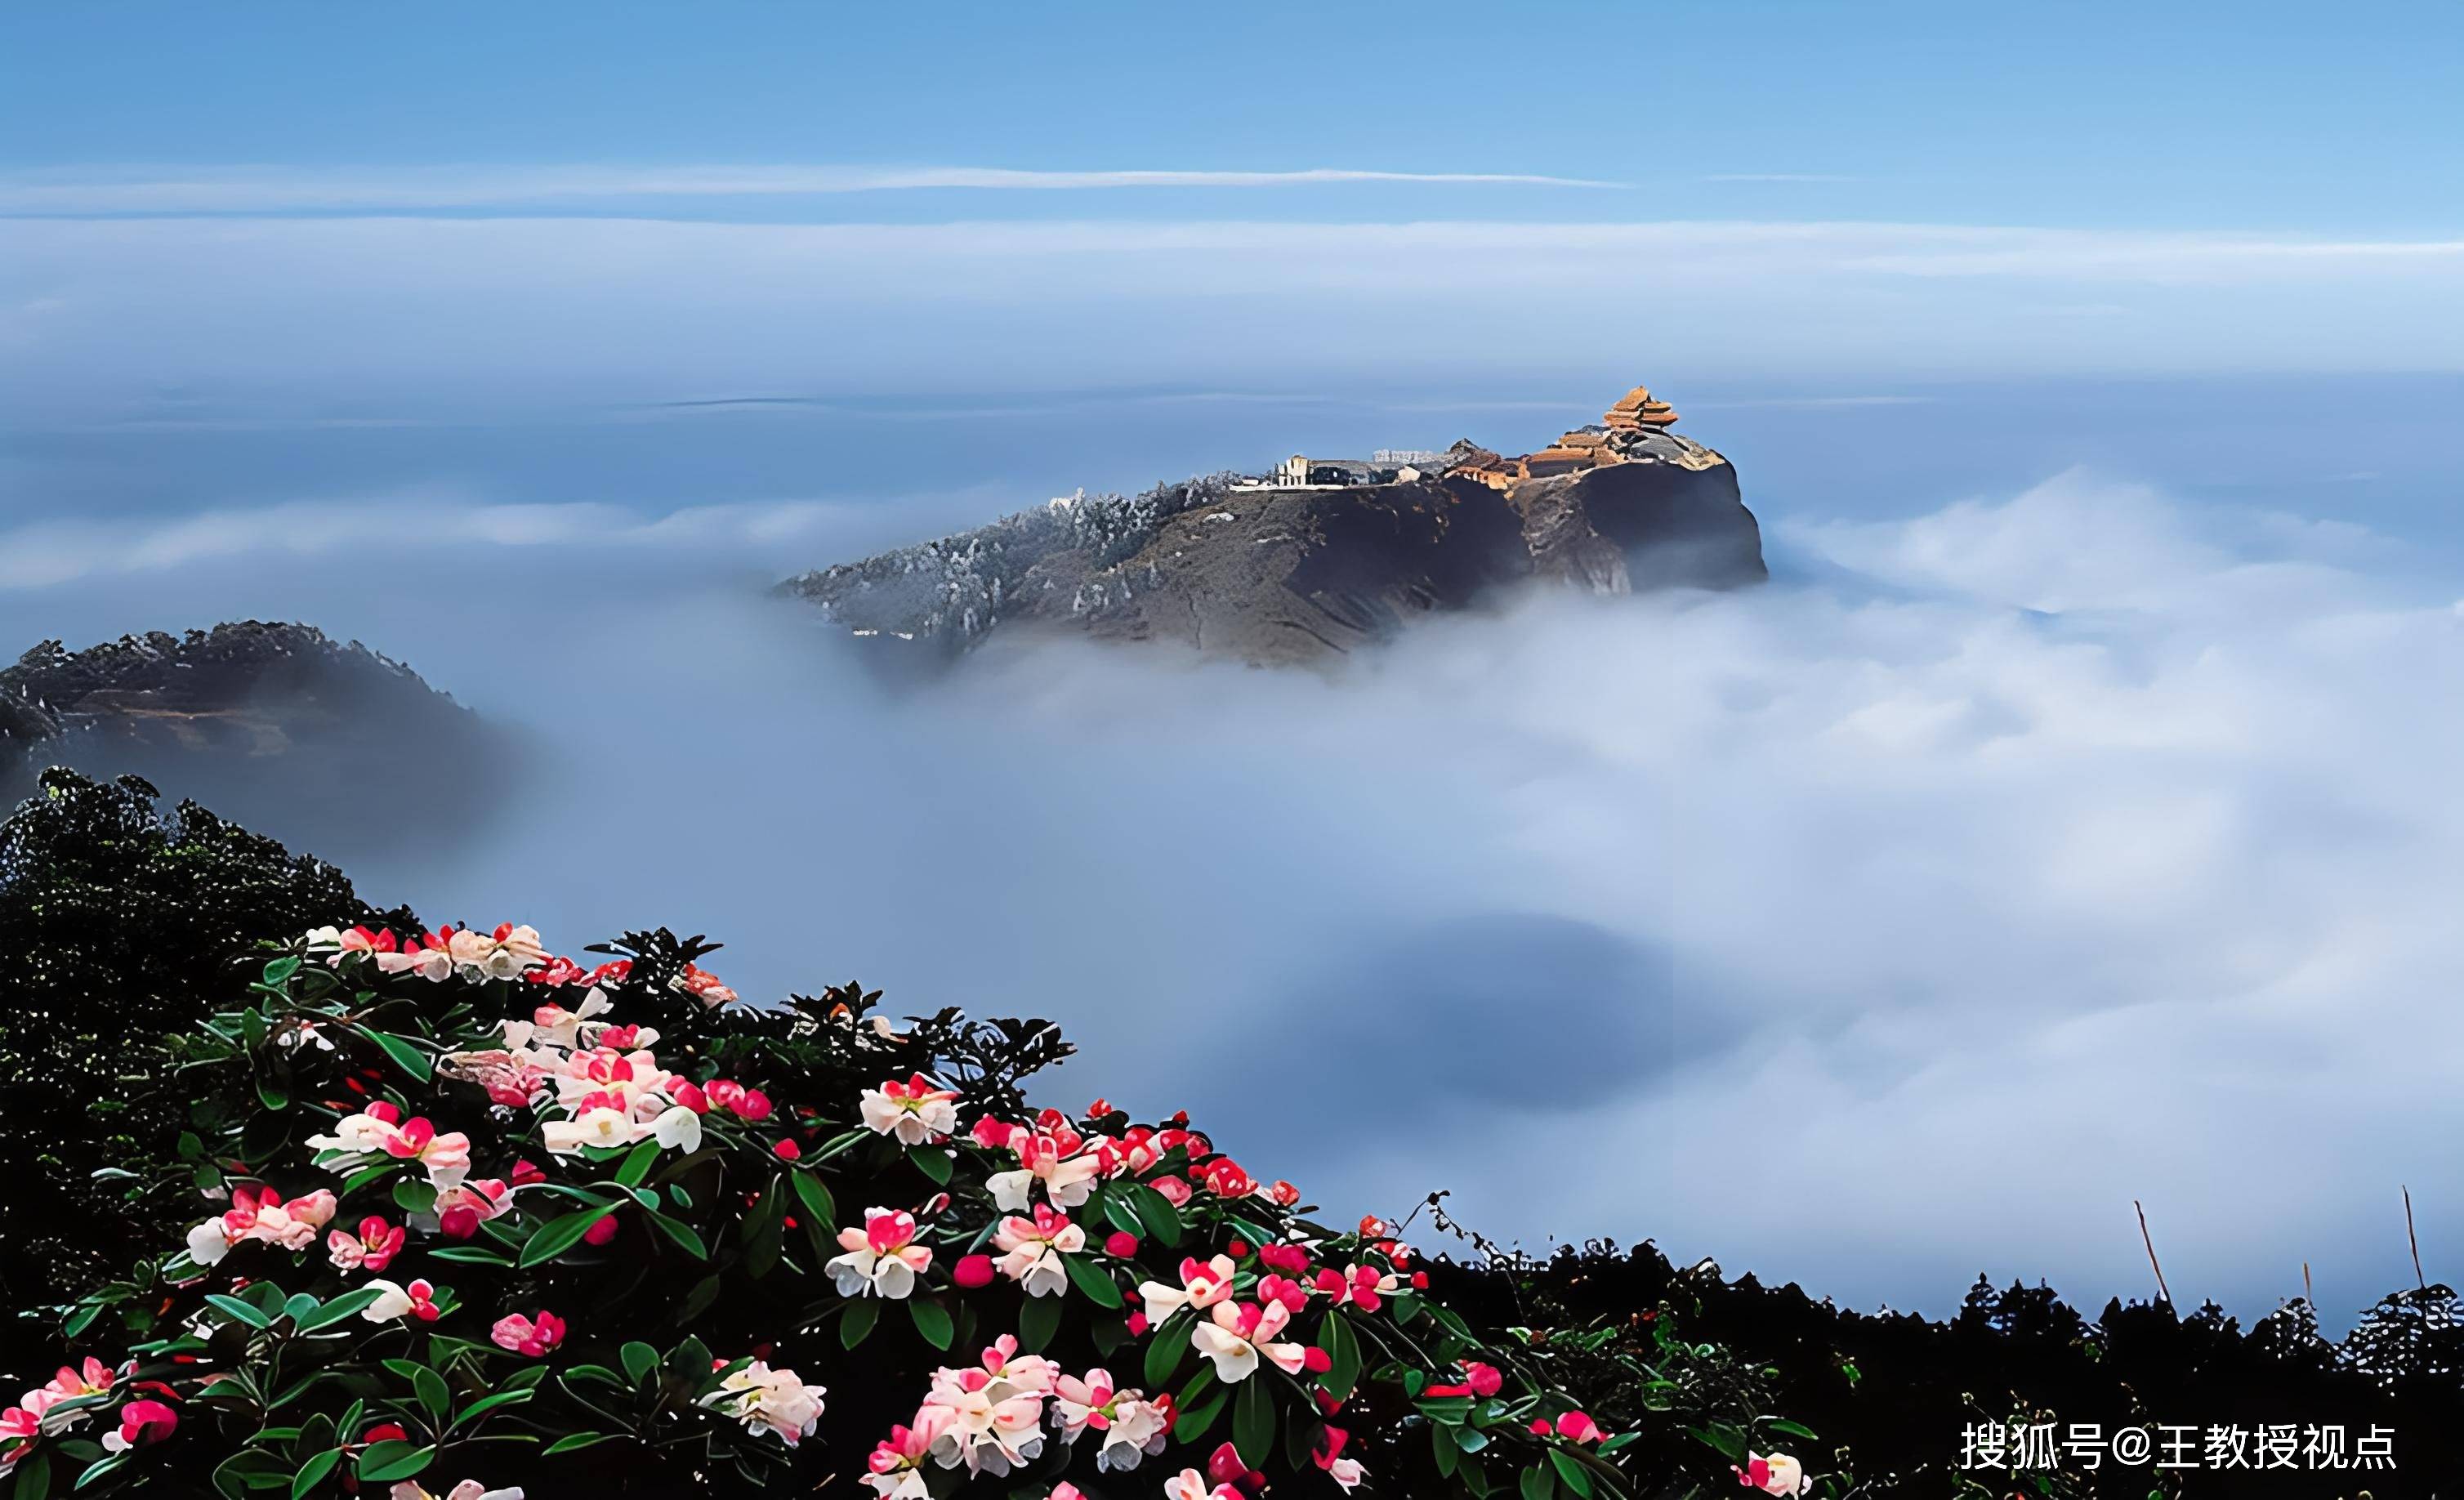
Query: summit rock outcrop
[[780, 382, 1765, 667]]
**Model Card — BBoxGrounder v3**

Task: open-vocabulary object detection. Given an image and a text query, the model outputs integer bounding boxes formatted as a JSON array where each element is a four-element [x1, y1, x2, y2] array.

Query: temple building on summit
[[1252, 384, 1690, 493]]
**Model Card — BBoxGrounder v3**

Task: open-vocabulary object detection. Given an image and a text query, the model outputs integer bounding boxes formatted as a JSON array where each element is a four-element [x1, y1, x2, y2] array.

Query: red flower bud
[[1104, 1230, 1139, 1257], [772, 1139, 802, 1162], [1303, 1346, 1332, 1373], [734, 1088, 774, 1123], [953, 1254, 995, 1288], [582, 1216, 619, 1246], [1127, 1311, 1150, 1336]]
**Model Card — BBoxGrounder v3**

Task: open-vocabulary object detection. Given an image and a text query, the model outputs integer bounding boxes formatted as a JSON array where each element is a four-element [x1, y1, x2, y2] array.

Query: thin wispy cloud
[[0, 164, 1623, 216]]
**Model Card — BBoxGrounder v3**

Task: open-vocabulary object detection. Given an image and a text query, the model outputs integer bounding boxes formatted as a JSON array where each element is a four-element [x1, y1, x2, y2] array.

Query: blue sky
[[4, 0, 2459, 231]]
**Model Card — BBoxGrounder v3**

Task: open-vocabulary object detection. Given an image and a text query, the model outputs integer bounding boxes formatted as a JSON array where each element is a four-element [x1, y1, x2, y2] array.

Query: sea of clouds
[[5, 467, 2457, 1326]]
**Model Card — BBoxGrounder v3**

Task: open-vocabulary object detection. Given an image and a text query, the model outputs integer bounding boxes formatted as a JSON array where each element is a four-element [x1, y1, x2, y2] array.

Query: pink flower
[[328, 1216, 406, 1272], [859, 1074, 962, 1145], [41, 1358, 114, 1403], [100, 1399, 176, 1453], [1738, 1453, 1809, 1496], [992, 1204, 1087, 1298], [1149, 1175, 1193, 1207], [434, 1179, 511, 1241], [363, 1279, 440, 1323], [828, 1208, 933, 1299], [1162, 1471, 1242, 1500], [953, 1253, 996, 1289], [671, 962, 739, 1007], [1555, 1411, 1605, 1444], [733, 1088, 774, 1123], [1190, 1299, 1307, 1383], [1465, 1360, 1504, 1398], [1137, 1255, 1237, 1326], [490, 1310, 567, 1357]]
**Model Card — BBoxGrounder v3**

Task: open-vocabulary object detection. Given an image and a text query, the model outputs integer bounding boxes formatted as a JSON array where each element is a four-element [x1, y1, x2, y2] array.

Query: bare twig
[[2404, 1185, 2426, 1290], [2135, 1199, 2172, 1306], [2303, 1261, 2314, 1307]]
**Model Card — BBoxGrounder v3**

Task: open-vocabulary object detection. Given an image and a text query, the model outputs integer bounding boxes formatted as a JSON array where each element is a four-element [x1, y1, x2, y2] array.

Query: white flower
[[703, 1362, 824, 1447]]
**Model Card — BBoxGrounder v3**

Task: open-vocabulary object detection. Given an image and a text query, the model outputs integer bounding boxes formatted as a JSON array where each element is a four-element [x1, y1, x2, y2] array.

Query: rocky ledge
[[1, 623, 508, 858], [779, 382, 1765, 667]]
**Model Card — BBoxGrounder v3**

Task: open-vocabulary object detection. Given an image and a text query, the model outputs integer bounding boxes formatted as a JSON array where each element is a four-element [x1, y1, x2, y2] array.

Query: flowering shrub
[[6, 921, 1810, 1498]]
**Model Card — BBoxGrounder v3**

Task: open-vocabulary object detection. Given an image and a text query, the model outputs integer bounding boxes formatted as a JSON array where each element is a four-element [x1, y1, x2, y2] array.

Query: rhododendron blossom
[[703, 1362, 824, 1447], [859, 1073, 962, 1144], [1138, 1254, 1238, 1326], [98, 1400, 176, 1453], [390, 1482, 526, 1500], [986, 1132, 1101, 1212], [1738, 1452, 1810, 1496], [863, 1409, 950, 1498], [1163, 1471, 1243, 1500], [1190, 1297, 1307, 1382], [992, 1204, 1086, 1297], [490, 1310, 567, 1357], [671, 962, 739, 1006], [327, 1215, 405, 1272], [362, 1279, 441, 1323], [431, 1178, 513, 1240], [185, 1186, 337, 1265], [827, 1209, 933, 1298], [1047, 1369, 1169, 1472]]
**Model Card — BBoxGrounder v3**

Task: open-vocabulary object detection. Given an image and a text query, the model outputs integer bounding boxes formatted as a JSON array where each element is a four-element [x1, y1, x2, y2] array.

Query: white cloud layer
[[7, 217, 2459, 406], [13, 472, 2462, 1323], [0, 164, 1621, 214]]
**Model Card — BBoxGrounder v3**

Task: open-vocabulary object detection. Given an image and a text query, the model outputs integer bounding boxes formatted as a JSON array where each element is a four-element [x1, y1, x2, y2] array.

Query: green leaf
[[410, 1364, 451, 1422], [1176, 1388, 1229, 1441], [613, 1140, 662, 1187], [1433, 1420, 1460, 1477], [206, 1292, 275, 1329], [678, 1273, 721, 1324], [294, 1286, 385, 1333], [519, 1205, 618, 1268], [1062, 1254, 1123, 1308], [355, 1442, 435, 1484], [620, 1342, 660, 1386], [263, 955, 303, 985], [542, 1432, 612, 1456], [1129, 1183, 1185, 1247], [1143, 1311, 1194, 1388], [424, 1248, 516, 1267], [288, 1449, 342, 1500], [839, 1299, 881, 1349], [283, 1292, 320, 1324], [1232, 1373, 1274, 1470], [1548, 1451, 1595, 1498], [72, 1452, 132, 1492], [907, 1297, 955, 1350], [257, 1076, 291, 1111], [359, 1028, 433, 1084], [1765, 1418, 1819, 1440], [391, 1178, 436, 1216], [1017, 1292, 1063, 1352], [1520, 1463, 1556, 1500], [910, 1146, 953, 1185], [11, 1449, 51, 1500], [1318, 1312, 1360, 1400], [448, 1388, 537, 1429], [642, 1209, 708, 1260], [788, 1169, 837, 1231]]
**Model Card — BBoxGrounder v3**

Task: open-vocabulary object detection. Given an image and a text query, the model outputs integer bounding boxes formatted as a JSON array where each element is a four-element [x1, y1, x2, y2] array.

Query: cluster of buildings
[[1246, 385, 1681, 493]]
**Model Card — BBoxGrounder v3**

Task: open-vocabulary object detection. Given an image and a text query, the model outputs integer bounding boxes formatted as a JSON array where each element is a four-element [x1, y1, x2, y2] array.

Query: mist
[[7, 461, 2460, 1330]]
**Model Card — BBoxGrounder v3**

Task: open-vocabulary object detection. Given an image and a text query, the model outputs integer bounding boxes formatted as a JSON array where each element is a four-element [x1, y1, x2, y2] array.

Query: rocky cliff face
[[780, 384, 1764, 667], [1, 623, 509, 859]]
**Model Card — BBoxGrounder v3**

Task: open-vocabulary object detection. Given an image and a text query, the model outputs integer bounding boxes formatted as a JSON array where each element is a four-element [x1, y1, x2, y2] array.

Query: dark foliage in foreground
[[2, 779, 2455, 1497], [0, 770, 414, 1337]]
